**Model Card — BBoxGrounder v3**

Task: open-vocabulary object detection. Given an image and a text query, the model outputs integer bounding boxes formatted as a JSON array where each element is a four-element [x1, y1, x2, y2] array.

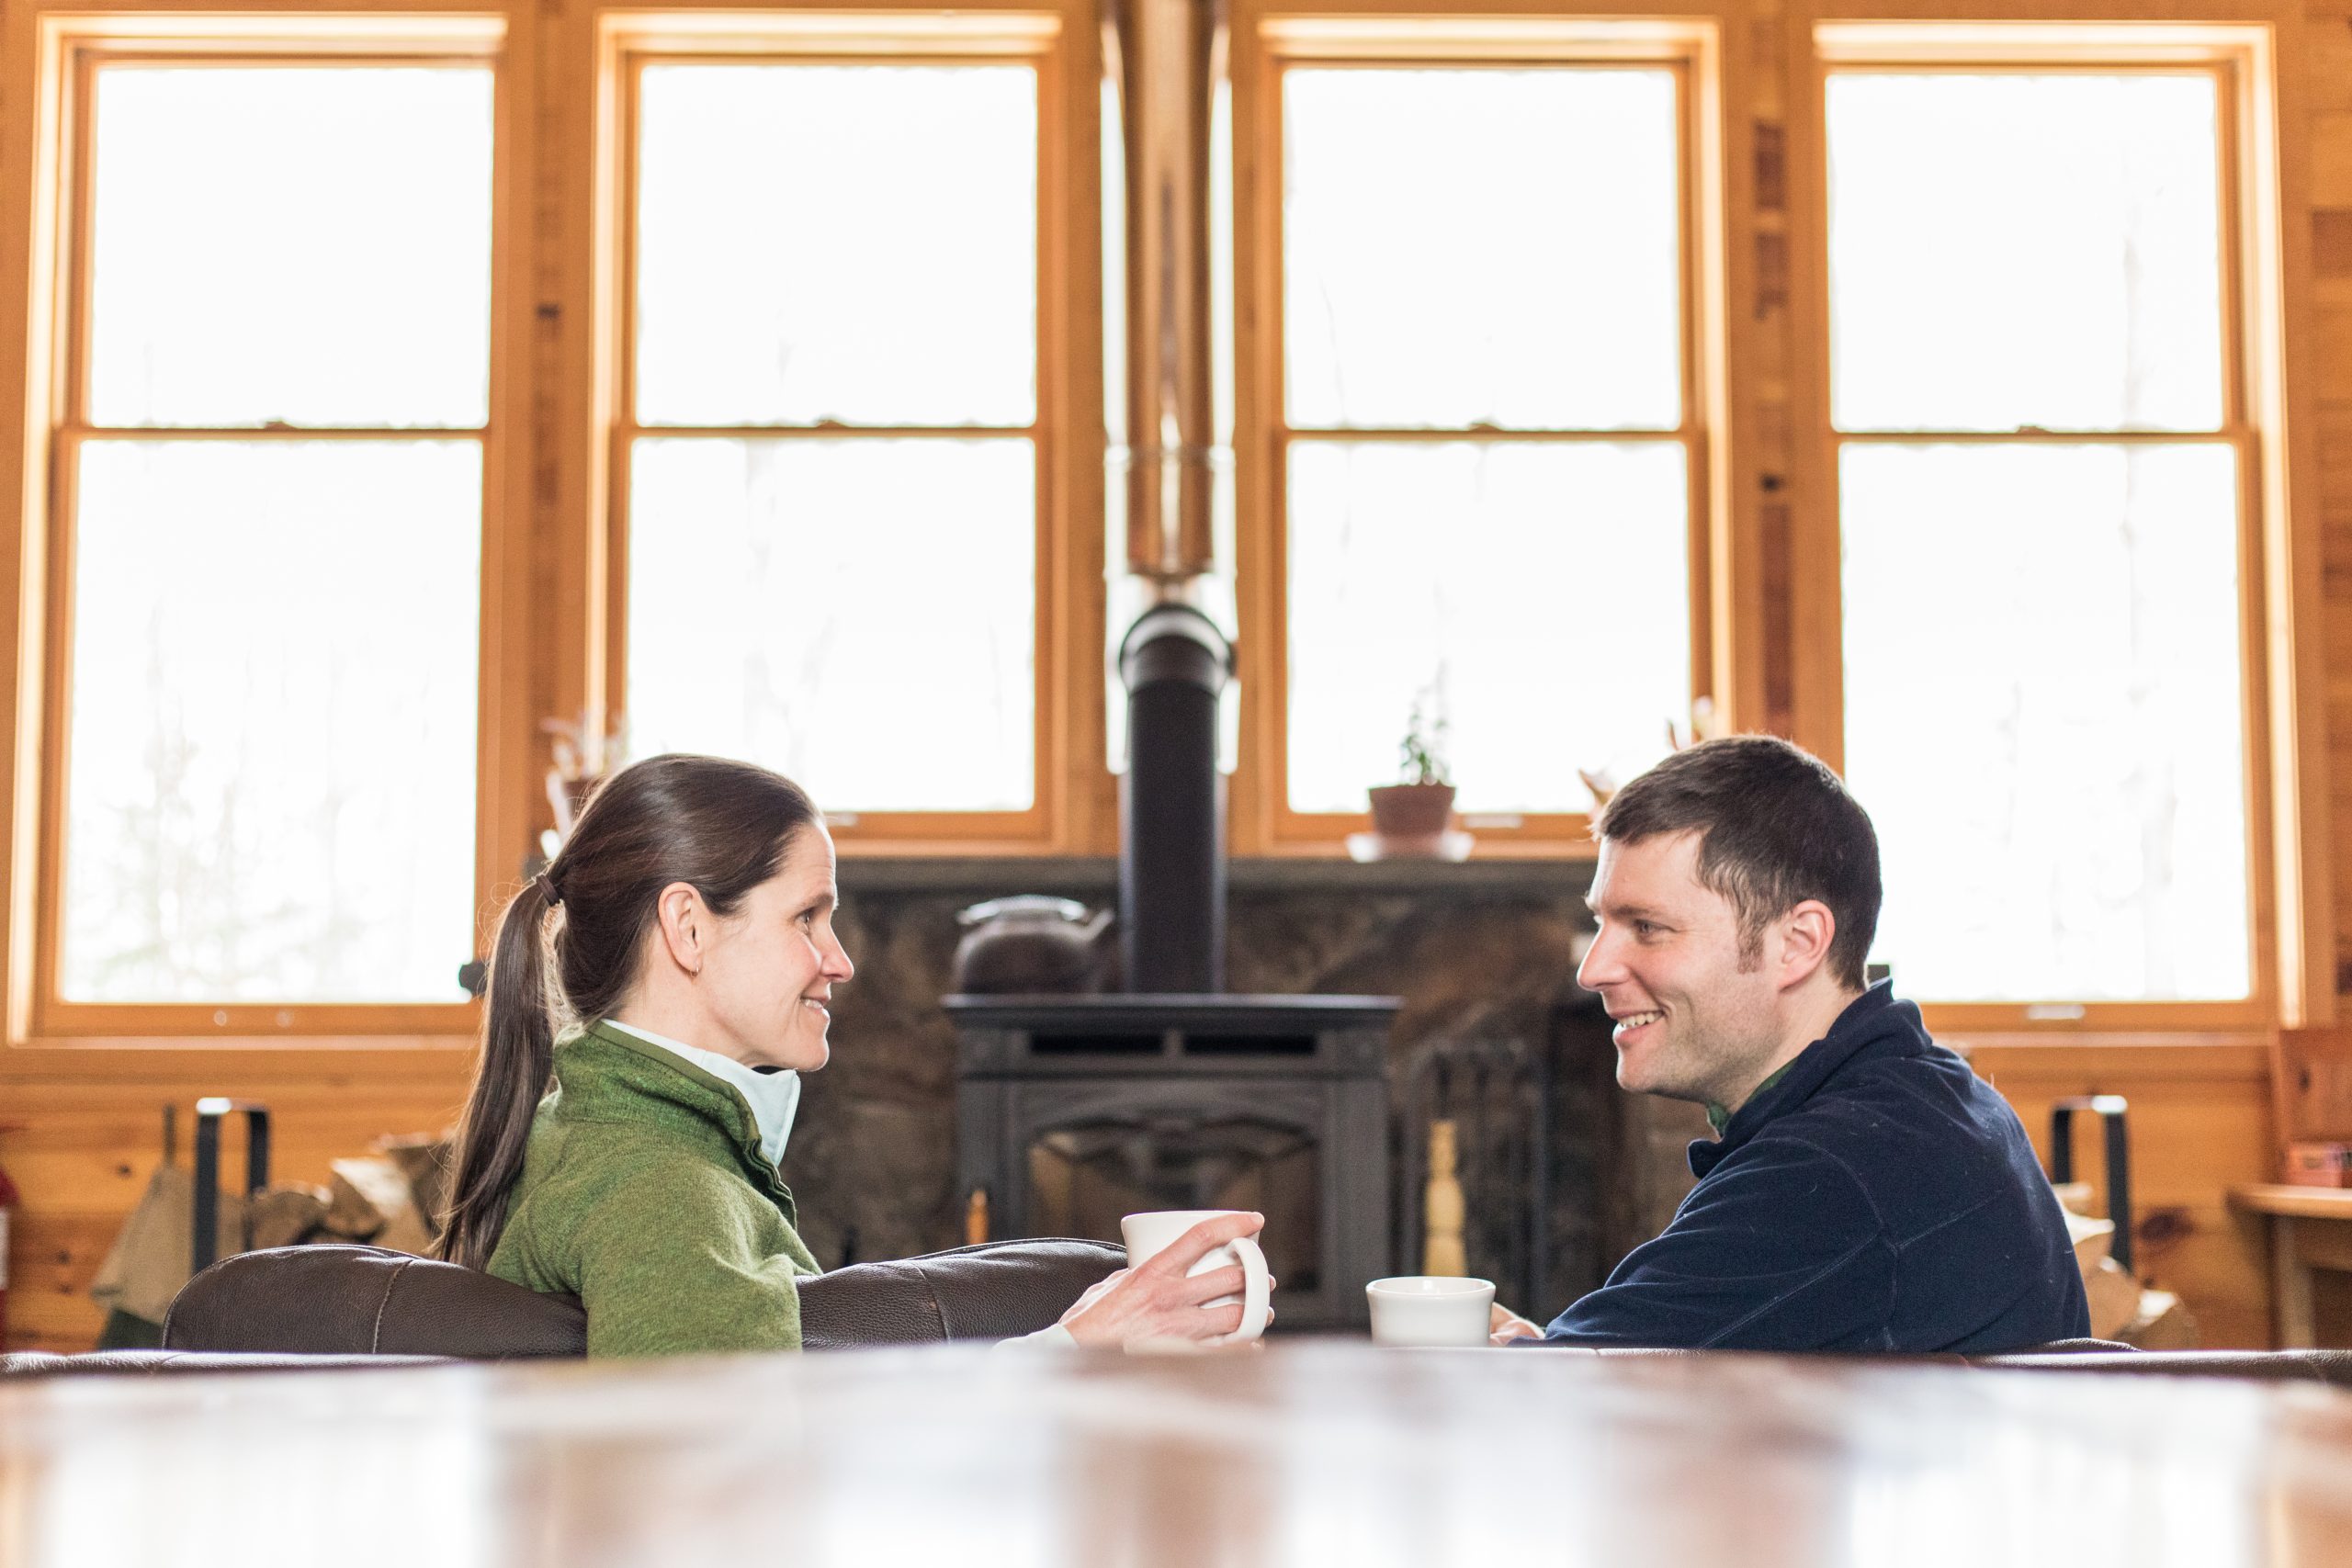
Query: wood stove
[[950, 993, 1397, 1331], [945, 0, 1401, 1337]]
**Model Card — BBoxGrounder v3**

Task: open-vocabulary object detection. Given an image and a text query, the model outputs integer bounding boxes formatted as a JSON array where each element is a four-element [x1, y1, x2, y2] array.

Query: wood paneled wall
[[2314, 3, 2352, 993], [1, 1055, 471, 1350], [1962, 1040, 2275, 1348], [0, 0, 2344, 1352]]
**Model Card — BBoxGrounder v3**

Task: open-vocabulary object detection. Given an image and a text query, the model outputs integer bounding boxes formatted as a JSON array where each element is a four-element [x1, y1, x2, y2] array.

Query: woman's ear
[[652, 881, 708, 976]]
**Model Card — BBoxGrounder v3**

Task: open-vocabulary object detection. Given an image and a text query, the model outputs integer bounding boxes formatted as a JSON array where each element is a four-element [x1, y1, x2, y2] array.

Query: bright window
[[1260, 50, 1702, 840], [52, 60, 493, 1013], [620, 58, 1043, 818], [1825, 65, 2252, 1005]]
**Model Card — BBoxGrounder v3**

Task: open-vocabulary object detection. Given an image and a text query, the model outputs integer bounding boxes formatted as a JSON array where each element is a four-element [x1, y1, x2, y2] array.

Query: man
[[1491, 735, 2090, 1352]]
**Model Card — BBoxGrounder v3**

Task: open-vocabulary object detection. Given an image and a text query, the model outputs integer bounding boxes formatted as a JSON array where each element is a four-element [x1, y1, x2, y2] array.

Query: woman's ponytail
[[434, 874, 560, 1270]]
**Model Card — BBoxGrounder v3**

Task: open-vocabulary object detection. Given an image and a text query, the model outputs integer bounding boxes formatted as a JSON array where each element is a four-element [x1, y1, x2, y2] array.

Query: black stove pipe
[[1117, 602, 1232, 993]]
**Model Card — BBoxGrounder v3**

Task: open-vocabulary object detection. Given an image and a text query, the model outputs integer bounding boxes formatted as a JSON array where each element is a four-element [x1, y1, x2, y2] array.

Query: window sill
[[0, 1035, 477, 1080], [1940, 1028, 2267, 1051]]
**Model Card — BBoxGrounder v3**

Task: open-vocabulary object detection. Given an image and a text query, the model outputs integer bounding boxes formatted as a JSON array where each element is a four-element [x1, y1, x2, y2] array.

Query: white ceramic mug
[[1365, 1276, 1497, 1348], [1119, 1209, 1272, 1345]]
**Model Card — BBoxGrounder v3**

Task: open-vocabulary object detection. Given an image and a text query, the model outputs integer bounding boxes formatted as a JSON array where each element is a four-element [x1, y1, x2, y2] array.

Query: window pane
[[1840, 444, 2247, 1001], [1826, 73, 2223, 433], [1283, 68, 1681, 431], [87, 66, 493, 429], [627, 437, 1035, 811], [1286, 441, 1687, 813], [62, 441, 482, 1002], [635, 64, 1037, 427]]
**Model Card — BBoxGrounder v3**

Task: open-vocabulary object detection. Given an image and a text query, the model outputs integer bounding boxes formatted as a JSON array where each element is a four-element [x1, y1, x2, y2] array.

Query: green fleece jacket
[[487, 1020, 820, 1357]]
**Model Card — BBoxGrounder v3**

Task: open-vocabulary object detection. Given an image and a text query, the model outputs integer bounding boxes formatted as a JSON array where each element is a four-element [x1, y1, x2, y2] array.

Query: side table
[[2228, 1184, 2352, 1347]]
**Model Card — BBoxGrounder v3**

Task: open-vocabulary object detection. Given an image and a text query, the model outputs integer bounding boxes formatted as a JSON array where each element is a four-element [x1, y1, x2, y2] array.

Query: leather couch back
[[1, 1350, 448, 1377], [1971, 1348, 2352, 1386], [799, 1238, 1125, 1349], [164, 1246, 588, 1358], [163, 1238, 1125, 1358]]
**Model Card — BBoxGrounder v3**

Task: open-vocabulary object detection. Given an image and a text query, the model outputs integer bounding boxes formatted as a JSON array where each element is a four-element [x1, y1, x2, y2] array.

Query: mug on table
[[1364, 1276, 1497, 1348], [1120, 1209, 1272, 1346]]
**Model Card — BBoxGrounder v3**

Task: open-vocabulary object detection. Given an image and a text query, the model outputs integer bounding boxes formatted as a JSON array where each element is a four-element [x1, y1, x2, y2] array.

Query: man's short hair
[[1594, 735, 1882, 990]]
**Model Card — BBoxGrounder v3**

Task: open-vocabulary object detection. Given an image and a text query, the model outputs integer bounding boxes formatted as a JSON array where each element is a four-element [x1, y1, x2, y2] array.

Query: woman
[[434, 752, 1262, 1356]]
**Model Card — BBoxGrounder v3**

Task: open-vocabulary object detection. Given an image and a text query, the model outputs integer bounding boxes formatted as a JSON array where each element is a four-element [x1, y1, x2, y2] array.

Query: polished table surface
[[6, 1341, 2352, 1567]]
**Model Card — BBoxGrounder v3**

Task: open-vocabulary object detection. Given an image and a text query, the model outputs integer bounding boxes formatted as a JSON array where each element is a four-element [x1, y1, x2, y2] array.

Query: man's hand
[[1059, 1212, 1274, 1349], [1489, 1302, 1544, 1347]]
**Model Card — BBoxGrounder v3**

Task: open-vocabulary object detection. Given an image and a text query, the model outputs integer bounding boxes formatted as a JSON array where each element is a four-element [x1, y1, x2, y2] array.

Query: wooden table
[[3, 1343, 2351, 1566], [2231, 1184, 2352, 1348]]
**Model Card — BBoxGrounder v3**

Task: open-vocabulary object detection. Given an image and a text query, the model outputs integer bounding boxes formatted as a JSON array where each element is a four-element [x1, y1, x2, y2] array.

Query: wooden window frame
[[1781, 10, 2334, 1032], [0, 7, 539, 1045], [562, 3, 1111, 858], [1228, 4, 1758, 860]]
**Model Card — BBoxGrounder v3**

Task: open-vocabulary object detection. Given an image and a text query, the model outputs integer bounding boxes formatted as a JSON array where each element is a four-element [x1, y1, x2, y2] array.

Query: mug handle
[[1218, 1235, 1271, 1344]]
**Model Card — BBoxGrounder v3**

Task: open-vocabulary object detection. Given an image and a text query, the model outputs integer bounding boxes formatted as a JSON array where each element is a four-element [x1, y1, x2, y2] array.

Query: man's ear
[[653, 881, 708, 976], [1775, 899, 1838, 991]]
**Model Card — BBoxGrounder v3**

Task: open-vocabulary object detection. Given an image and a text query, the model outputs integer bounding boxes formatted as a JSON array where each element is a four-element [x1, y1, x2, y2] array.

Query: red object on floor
[[0, 1158, 18, 1348]]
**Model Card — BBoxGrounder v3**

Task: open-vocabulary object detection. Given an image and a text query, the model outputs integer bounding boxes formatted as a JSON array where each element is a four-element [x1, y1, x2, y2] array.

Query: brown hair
[[435, 753, 822, 1270], [1594, 735, 1882, 990]]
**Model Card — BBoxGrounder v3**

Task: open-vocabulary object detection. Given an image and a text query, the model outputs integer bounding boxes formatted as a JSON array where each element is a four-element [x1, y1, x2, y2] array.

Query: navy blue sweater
[[1541, 983, 2091, 1352]]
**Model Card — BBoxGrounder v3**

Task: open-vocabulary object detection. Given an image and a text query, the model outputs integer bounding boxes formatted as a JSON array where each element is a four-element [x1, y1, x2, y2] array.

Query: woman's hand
[[1059, 1212, 1273, 1350], [1489, 1302, 1544, 1346]]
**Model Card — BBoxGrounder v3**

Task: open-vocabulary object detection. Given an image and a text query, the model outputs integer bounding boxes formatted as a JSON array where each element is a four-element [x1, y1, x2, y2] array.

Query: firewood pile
[[2053, 1180, 2196, 1348], [244, 1134, 450, 1257], [90, 1131, 455, 1342]]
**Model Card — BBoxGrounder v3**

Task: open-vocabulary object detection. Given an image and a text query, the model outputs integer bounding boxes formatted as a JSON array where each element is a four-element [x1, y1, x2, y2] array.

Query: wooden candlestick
[[1424, 1119, 1467, 1277]]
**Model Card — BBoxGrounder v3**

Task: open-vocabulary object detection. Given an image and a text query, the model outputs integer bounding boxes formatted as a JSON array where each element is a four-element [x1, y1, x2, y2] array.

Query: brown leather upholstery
[[162, 1237, 1125, 1359], [799, 1238, 1125, 1349], [164, 1246, 588, 1359], [1972, 1348, 2352, 1386], [2, 1350, 446, 1377], [1566, 1340, 2352, 1387]]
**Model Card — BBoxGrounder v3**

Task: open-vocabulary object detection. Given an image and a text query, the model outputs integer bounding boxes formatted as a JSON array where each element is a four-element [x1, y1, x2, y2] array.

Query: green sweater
[[487, 1020, 820, 1357]]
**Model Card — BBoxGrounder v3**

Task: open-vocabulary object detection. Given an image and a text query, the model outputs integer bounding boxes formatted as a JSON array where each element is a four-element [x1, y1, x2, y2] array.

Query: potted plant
[[1368, 694, 1455, 850]]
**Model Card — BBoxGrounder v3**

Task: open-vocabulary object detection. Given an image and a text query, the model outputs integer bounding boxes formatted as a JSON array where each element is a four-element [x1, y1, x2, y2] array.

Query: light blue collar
[[604, 1017, 800, 1173]]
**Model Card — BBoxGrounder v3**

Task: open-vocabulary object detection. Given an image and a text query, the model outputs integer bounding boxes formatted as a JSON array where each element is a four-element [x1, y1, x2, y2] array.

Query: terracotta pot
[[1368, 783, 1457, 841]]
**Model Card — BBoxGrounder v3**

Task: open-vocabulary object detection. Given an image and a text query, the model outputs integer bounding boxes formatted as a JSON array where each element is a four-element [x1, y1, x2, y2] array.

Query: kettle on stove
[[950, 897, 1115, 994]]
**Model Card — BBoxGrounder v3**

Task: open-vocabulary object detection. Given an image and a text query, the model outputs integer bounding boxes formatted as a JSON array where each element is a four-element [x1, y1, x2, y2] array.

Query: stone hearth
[[776, 858, 1707, 1317]]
